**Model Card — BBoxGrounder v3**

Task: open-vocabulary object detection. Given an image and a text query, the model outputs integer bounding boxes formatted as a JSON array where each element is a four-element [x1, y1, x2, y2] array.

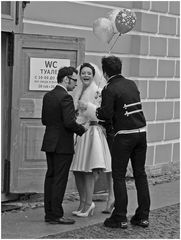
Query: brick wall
[[23, 1, 180, 178], [132, 1, 180, 169]]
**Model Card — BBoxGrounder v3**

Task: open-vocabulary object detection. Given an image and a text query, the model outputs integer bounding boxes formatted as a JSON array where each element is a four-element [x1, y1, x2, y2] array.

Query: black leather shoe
[[104, 217, 128, 229], [45, 218, 53, 223], [45, 217, 75, 224], [130, 216, 149, 228]]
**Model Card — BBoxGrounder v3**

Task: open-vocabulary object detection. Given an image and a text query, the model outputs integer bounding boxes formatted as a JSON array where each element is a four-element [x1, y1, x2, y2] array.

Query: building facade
[[1, 1, 180, 198]]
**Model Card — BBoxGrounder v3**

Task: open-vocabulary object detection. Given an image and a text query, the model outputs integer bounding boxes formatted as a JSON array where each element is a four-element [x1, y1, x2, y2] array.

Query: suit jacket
[[96, 75, 146, 133], [41, 85, 85, 154]]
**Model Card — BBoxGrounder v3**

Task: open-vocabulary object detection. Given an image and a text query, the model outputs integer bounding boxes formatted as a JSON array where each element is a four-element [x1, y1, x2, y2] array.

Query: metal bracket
[[8, 32, 14, 66], [3, 159, 10, 194]]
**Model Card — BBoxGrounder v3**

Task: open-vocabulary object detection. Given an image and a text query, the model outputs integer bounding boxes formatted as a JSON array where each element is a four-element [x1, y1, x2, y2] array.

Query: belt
[[89, 121, 98, 126], [115, 127, 146, 136]]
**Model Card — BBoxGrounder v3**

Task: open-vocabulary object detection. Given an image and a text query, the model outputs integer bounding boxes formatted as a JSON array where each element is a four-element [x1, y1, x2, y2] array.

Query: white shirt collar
[[108, 74, 121, 81]]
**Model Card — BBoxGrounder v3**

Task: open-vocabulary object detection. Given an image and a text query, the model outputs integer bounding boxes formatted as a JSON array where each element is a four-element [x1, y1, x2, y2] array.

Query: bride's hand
[[99, 125, 107, 136], [78, 100, 88, 111]]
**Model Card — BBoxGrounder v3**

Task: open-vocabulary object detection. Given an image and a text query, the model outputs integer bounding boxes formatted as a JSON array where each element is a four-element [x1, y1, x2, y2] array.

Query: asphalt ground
[[2, 177, 180, 239], [41, 203, 180, 239]]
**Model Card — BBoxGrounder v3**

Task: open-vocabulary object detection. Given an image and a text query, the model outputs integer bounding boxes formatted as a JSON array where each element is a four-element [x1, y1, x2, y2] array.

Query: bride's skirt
[[71, 125, 112, 172]]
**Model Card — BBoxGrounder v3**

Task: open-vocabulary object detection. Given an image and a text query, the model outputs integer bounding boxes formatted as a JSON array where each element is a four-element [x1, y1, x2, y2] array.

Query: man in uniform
[[97, 56, 151, 228]]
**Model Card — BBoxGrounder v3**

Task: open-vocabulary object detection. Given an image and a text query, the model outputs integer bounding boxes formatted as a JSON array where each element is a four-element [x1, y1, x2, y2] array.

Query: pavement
[[1, 180, 180, 239]]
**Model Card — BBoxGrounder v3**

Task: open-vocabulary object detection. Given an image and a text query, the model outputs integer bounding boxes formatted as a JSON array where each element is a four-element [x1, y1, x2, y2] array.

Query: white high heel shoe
[[72, 201, 85, 216], [72, 209, 83, 216], [76, 202, 95, 217], [102, 201, 115, 214]]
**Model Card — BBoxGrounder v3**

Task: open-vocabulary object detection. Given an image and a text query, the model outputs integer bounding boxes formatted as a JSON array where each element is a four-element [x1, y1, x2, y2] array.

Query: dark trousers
[[44, 152, 73, 219], [111, 132, 150, 222]]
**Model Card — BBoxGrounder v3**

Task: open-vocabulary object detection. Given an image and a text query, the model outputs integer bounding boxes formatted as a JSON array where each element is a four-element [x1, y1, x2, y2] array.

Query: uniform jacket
[[41, 85, 85, 154], [96, 75, 146, 132]]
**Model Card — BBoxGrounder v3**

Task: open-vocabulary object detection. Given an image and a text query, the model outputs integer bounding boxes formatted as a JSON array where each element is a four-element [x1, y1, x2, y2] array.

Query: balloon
[[93, 17, 114, 44], [107, 8, 136, 34], [106, 9, 120, 33]]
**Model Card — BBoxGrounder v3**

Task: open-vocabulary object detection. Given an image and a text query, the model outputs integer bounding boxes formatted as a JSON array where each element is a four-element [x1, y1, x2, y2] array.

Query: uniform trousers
[[44, 152, 73, 219], [111, 132, 150, 222]]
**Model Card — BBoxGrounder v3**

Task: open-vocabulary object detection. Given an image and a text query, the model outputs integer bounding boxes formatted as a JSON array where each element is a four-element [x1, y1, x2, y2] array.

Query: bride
[[70, 62, 114, 217]]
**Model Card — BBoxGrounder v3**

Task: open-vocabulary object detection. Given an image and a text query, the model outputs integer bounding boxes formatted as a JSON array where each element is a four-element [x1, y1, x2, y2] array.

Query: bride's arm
[[85, 102, 99, 121], [78, 89, 104, 121], [78, 100, 98, 121]]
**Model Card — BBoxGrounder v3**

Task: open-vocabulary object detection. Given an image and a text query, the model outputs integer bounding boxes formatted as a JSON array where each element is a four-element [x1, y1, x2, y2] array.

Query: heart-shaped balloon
[[93, 17, 114, 44], [107, 8, 136, 34]]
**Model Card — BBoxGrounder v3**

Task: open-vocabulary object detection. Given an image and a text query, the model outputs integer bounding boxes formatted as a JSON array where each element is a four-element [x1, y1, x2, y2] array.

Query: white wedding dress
[[70, 81, 112, 172]]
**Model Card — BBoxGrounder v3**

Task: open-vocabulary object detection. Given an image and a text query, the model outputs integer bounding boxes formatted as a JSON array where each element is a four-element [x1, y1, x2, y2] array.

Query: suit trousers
[[111, 132, 150, 222], [44, 152, 73, 219]]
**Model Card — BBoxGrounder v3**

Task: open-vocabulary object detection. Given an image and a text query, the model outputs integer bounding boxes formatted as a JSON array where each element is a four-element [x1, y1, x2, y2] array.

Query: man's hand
[[78, 100, 88, 111]]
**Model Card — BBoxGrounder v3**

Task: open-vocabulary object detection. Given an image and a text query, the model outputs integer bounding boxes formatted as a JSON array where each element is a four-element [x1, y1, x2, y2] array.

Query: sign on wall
[[29, 58, 70, 91]]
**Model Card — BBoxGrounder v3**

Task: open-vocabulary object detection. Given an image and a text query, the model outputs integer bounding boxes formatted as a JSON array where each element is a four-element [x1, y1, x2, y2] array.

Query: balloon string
[[108, 33, 121, 54]]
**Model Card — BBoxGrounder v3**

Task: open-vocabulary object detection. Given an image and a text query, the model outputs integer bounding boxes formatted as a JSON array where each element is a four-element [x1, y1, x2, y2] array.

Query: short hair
[[101, 56, 122, 78], [79, 63, 95, 77], [57, 66, 78, 83]]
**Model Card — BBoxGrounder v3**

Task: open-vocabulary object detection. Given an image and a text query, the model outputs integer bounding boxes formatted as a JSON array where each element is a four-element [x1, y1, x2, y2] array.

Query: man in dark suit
[[41, 66, 86, 224], [96, 56, 151, 229]]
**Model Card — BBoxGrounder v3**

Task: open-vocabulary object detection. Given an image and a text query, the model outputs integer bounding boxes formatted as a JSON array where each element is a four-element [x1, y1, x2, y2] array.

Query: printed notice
[[29, 58, 71, 91]]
